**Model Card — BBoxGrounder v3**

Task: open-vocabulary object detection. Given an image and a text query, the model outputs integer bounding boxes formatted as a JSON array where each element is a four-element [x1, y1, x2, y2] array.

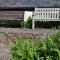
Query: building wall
[[0, 11, 24, 20]]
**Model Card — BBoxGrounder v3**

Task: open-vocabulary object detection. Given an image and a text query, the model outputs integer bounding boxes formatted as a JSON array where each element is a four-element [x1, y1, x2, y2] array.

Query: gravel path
[[0, 43, 10, 60]]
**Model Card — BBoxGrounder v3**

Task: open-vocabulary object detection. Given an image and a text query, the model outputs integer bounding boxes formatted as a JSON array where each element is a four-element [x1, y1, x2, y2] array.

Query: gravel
[[0, 43, 10, 60]]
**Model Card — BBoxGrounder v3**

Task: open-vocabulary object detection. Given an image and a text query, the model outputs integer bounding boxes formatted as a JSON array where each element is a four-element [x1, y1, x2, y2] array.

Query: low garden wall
[[0, 28, 59, 45], [0, 32, 40, 45]]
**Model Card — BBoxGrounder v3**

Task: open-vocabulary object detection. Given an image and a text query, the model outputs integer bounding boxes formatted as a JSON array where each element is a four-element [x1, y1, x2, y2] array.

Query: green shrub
[[46, 37, 59, 60], [21, 21, 27, 28], [35, 21, 60, 29], [0, 20, 22, 28], [25, 17, 32, 28], [10, 32, 60, 60], [51, 32, 60, 59], [10, 39, 39, 60], [51, 32, 60, 51]]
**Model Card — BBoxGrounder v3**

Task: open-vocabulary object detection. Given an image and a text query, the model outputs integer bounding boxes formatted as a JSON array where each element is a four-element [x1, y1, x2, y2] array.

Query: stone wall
[[0, 32, 41, 45], [0, 28, 59, 45]]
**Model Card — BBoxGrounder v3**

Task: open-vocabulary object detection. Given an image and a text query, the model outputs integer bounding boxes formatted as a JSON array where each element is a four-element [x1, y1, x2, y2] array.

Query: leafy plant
[[10, 32, 60, 60], [26, 17, 32, 28], [10, 39, 38, 60]]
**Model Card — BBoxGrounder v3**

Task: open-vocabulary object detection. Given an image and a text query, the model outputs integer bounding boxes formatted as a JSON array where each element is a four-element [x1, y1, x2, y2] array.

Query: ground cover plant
[[10, 32, 60, 60]]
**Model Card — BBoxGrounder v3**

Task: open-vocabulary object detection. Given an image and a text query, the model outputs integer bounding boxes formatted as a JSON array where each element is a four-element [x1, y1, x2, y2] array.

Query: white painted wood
[[34, 8, 60, 21], [32, 12, 35, 29], [32, 8, 60, 29]]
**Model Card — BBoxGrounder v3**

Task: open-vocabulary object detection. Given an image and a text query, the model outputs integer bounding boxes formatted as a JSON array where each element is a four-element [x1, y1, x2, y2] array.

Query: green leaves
[[10, 32, 60, 60], [10, 39, 37, 60]]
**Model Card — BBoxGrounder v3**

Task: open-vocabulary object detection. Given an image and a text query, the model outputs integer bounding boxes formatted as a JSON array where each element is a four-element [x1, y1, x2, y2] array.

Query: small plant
[[26, 17, 32, 28]]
